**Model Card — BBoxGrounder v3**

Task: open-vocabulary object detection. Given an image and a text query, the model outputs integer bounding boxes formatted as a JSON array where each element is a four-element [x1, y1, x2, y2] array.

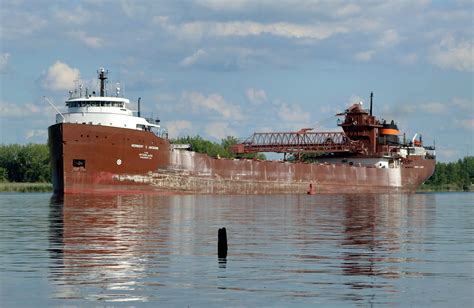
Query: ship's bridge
[[56, 96, 161, 133]]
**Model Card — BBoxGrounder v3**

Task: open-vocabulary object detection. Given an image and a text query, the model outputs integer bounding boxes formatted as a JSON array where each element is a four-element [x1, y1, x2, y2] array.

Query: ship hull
[[48, 123, 435, 194]]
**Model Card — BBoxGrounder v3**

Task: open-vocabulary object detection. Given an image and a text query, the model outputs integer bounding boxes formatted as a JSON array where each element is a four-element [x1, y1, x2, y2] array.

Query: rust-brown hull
[[48, 123, 435, 194]]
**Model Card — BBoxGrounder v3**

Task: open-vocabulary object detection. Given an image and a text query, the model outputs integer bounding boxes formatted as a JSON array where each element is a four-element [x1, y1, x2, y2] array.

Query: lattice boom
[[230, 131, 364, 154]]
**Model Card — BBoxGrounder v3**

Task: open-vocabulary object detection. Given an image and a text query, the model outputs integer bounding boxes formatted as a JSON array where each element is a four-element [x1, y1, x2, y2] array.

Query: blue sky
[[0, 0, 472, 162]]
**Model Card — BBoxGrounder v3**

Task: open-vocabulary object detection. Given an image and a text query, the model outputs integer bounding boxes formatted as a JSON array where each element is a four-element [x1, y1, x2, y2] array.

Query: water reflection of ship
[[340, 194, 435, 287], [48, 194, 174, 302]]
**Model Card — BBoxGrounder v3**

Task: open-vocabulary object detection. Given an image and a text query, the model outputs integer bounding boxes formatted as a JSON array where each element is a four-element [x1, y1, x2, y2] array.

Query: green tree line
[[0, 144, 51, 183], [1, 142, 472, 192], [422, 156, 474, 191], [171, 135, 266, 160]]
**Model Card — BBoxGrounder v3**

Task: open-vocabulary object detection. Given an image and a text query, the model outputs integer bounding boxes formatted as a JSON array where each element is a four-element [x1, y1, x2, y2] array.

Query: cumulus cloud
[[335, 3, 361, 16], [156, 18, 350, 42], [182, 91, 243, 120], [430, 36, 473, 72], [246, 88, 267, 104], [277, 102, 310, 124], [26, 129, 47, 140], [375, 29, 401, 49], [452, 97, 473, 111], [355, 29, 401, 62], [42, 61, 80, 91], [459, 119, 474, 130], [120, 0, 147, 17], [67, 30, 103, 48], [355, 50, 375, 61], [418, 102, 447, 114], [195, 0, 252, 11], [165, 120, 192, 138], [179, 49, 207, 67], [0, 101, 44, 117], [0, 53, 10, 73], [0, 11, 46, 39], [349, 95, 364, 105], [398, 53, 418, 65], [205, 122, 237, 140], [54, 6, 91, 25]]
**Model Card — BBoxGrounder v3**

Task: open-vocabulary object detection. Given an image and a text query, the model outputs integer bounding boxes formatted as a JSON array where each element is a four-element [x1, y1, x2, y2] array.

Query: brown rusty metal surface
[[49, 123, 435, 195]]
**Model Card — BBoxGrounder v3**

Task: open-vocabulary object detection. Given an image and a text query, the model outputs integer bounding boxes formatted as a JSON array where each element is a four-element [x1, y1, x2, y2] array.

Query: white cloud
[[120, 0, 147, 17], [399, 53, 418, 65], [355, 50, 375, 61], [182, 91, 243, 120], [430, 36, 473, 72], [205, 122, 237, 140], [349, 95, 364, 105], [277, 102, 310, 123], [438, 148, 460, 160], [459, 118, 474, 130], [67, 31, 103, 48], [452, 97, 473, 111], [418, 102, 447, 114], [26, 129, 47, 140], [54, 6, 90, 25], [42, 61, 80, 91], [0, 11, 46, 39], [375, 29, 401, 49], [195, 0, 252, 10], [355, 29, 401, 62], [335, 4, 361, 16], [165, 120, 192, 138], [0, 101, 44, 117], [246, 88, 267, 104], [157, 19, 350, 42], [0, 53, 10, 73], [179, 49, 207, 67]]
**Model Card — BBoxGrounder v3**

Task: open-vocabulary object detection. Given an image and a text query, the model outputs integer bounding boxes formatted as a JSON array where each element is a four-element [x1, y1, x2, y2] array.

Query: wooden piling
[[218, 227, 228, 258]]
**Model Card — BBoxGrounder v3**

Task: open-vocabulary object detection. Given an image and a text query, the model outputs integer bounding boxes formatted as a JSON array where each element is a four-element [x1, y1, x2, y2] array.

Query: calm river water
[[0, 192, 473, 306]]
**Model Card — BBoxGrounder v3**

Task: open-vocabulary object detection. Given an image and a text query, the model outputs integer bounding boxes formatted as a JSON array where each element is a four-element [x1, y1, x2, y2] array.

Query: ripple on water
[[0, 192, 473, 306]]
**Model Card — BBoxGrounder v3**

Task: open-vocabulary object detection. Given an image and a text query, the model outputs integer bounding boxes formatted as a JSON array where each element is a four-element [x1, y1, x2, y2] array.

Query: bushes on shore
[[421, 156, 474, 191], [0, 144, 51, 183]]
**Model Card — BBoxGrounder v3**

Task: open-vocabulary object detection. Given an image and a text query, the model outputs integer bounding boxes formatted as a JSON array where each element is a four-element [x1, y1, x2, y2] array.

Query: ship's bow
[[48, 123, 64, 194]]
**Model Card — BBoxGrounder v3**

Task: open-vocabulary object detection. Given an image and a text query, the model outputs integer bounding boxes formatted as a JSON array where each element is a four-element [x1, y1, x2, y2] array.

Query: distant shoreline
[[0, 182, 471, 194], [0, 182, 53, 193]]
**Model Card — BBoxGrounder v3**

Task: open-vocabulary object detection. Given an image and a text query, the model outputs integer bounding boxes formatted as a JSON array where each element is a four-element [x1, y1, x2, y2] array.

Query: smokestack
[[138, 97, 141, 117], [370, 92, 373, 116]]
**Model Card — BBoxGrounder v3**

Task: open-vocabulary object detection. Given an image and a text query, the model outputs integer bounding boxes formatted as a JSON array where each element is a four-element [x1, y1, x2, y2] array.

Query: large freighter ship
[[48, 68, 436, 194]]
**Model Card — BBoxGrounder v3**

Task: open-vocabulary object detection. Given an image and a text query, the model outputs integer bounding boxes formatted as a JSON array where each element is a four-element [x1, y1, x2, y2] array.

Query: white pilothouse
[[51, 68, 166, 137]]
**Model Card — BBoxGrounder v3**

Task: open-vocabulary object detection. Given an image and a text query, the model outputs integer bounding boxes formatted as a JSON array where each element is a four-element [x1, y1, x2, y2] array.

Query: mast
[[97, 67, 108, 97], [370, 91, 373, 116], [138, 97, 141, 117]]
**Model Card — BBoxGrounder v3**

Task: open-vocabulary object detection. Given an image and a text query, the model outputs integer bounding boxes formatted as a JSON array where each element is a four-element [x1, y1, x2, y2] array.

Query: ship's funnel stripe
[[380, 128, 400, 135]]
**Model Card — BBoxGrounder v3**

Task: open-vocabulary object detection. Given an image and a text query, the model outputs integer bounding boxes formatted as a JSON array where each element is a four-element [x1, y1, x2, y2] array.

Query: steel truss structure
[[230, 131, 364, 154]]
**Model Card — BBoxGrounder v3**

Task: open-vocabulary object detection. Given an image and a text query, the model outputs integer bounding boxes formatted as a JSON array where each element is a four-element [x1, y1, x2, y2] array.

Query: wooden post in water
[[218, 227, 228, 258]]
